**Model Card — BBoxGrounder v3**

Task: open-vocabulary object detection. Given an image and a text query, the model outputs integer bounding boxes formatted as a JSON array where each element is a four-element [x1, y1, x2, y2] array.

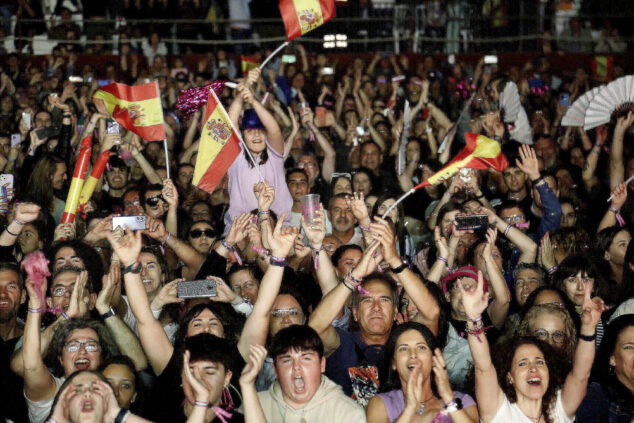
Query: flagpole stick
[[259, 41, 289, 70], [607, 174, 634, 201], [163, 139, 170, 179], [239, 139, 266, 182], [381, 189, 416, 220]]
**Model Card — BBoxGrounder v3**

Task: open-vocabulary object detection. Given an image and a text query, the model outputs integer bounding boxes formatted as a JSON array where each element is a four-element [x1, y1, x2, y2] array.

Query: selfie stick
[[607, 174, 634, 202], [260, 41, 289, 70]]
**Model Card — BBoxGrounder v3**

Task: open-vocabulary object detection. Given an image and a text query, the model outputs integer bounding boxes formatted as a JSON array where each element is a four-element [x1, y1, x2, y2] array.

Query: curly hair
[[518, 303, 577, 363], [45, 318, 118, 378], [492, 336, 568, 423], [44, 239, 105, 292]]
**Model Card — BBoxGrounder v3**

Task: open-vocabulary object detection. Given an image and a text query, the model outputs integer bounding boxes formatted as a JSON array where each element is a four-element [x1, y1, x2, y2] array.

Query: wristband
[[547, 265, 558, 275], [115, 408, 130, 423], [475, 192, 485, 199], [122, 261, 142, 275], [221, 239, 243, 265], [391, 262, 408, 274], [609, 206, 626, 227], [311, 245, 324, 270], [250, 245, 270, 256], [47, 419, 60, 423], [269, 256, 287, 267], [359, 224, 370, 231], [14, 218, 26, 225], [28, 307, 42, 313], [5, 226, 18, 236], [504, 223, 512, 236], [162, 232, 171, 246], [194, 400, 210, 408], [444, 397, 463, 412], [61, 312, 70, 320], [578, 332, 596, 342], [531, 176, 545, 187]]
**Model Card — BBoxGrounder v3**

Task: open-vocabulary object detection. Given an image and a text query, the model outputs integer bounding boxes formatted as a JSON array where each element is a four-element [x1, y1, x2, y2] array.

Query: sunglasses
[[190, 229, 215, 239], [331, 172, 352, 180], [146, 194, 166, 207]]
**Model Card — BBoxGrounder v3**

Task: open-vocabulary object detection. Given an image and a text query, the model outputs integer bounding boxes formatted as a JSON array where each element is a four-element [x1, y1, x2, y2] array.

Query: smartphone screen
[[559, 93, 571, 107]]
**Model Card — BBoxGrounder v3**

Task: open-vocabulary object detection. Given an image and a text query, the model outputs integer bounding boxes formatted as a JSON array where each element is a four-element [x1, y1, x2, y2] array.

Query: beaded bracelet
[[221, 239, 243, 265]]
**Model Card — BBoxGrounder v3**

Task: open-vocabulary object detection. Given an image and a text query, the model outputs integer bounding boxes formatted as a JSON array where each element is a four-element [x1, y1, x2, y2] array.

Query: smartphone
[[559, 93, 571, 108], [177, 279, 217, 299], [356, 126, 367, 136], [321, 67, 334, 75], [98, 79, 110, 87], [112, 215, 147, 231], [0, 174, 14, 190], [448, 54, 456, 65], [107, 120, 120, 135], [484, 55, 498, 65], [68, 75, 83, 83], [455, 214, 489, 231], [316, 106, 326, 127], [392, 75, 405, 83], [10, 133, 21, 147], [22, 112, 32, 130], [282, 55, 296, 64], [35, 126, 60, 140]]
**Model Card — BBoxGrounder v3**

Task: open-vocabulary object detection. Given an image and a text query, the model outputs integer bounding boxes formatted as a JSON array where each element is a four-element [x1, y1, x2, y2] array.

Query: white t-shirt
[[26, 375, 65, 423], [490, 390, 574, 423]]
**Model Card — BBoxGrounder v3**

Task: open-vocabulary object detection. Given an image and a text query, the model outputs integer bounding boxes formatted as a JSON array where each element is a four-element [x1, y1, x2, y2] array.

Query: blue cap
[[241, 109, 265, 130]]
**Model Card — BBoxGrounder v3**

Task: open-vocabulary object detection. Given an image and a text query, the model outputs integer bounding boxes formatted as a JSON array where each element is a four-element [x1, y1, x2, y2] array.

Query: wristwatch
[[100, 306, 116, 322]]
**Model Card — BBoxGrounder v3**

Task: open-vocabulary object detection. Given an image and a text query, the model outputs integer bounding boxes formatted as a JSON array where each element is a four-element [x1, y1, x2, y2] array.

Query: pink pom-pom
[[21, 251, 53, 314], [176, 80, 226, 119]]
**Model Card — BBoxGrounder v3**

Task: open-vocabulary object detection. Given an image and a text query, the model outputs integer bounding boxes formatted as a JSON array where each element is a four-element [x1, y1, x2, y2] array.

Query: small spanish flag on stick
[[381, 134, 508, 219], [279, 0, 336, 40], [241, 56, 261, 75], [192, 88, 242, 195], [93, 81, 166, 141]]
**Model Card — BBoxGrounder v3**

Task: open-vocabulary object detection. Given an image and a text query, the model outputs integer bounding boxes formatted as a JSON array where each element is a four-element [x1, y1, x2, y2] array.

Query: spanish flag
[[414, 133, 508, 189], [279, 0, 336, 41], [93, 81, 166, 141], [241, 56, 261, 76], [192, 88, 242, 194]]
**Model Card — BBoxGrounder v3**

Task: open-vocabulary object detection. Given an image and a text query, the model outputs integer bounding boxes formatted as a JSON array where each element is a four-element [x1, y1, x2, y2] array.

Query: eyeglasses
[[146, 194, 167, 207], [331, 172, 352, 180], [297, 161, 317, 169], [270, 308, 300, 318], [231, 281, 257, 293], [503, 215, 526, 223], [64, 340, 101, 353], [190, 229, 215, 239], [533, 329, 566, 345], [124, 200, 140, 207], [516, 278, 540, 288], [52, 286, 73, 297]]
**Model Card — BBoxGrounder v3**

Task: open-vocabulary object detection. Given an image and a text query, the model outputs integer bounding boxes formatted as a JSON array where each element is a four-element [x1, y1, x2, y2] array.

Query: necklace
[[523, 412, 542, 422], [417, 395, 436, 415]]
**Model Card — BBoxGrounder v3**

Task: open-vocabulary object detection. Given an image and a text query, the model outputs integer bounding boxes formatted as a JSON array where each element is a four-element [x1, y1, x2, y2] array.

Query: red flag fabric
[[93, 81, 166, 141], [415, 133, 508, 189], [279, 0, 336, 41], [241, 56, 261, 75], [192, 89, 242, 194]]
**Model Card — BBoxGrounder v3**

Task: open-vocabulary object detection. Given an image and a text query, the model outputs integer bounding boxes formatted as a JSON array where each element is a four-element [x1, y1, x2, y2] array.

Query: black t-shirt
[[144, 353, 245, 423], [0, 336, 28, 423]]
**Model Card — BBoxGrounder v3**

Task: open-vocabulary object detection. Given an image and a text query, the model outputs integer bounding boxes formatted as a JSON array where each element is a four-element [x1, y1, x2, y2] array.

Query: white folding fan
[[561, 86, 603, 127], [508, 107, 533, 145], [584, 75, 634, 130], [499, 81, 521, 123]]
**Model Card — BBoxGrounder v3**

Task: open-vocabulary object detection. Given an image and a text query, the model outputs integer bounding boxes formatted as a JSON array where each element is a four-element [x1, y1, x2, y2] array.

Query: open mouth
[[142, 279, 154, 288], [81, 399, 94, 412], [0, 300, 10, 309], [75, 359, 91, 371], [527, 377, 542, 386], [293, 376, 305, 393]]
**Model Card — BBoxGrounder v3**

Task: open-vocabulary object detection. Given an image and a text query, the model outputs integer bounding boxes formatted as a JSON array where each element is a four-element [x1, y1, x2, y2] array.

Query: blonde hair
[[519, 303, 577, 361]]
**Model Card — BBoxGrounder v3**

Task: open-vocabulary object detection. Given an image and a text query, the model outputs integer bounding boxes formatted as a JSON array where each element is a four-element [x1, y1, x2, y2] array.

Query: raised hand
[[254, 180, 275, 212], [482, 227, 498, 261], [150, 279, 184, 311], [53, 222, 75, 241], [92, 379, 121, 422], [447, 175, 464, 195], [614, 111, 634, 137], [246, 68, 262, 86], [346, 192, 370, 224], [610, 182, 628, 210], [580, 279, 606, 332], [49, 382, 76, 423], [15, 202, 41, 224], [25, 276, 46, 310], [239, 344, 267, 386], [515, 144, 540, 182], [96, 267, 118, 314], [66, 270, 89, 319], [458, 270, 489, 320], [403, 362, 424, 413], [539, 232, 556, 271], [350, 241, 381, 280], [161, 178, 179, 207], [433, 226, 449, 259], [264, 215, 299, 258], [183, 350, 210, 402], [225, 213, 253, 247], [106, 228, 142, 267], [301, 204, 326, 249], [208, 276, 238, 303], [431, 348, 454, 404], [142, 216, 169, 243], [369, 216, 399, 264]]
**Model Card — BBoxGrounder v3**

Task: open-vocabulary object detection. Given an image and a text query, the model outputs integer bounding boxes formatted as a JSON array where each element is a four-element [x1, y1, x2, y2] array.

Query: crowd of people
[[0, 36, 633, 423]]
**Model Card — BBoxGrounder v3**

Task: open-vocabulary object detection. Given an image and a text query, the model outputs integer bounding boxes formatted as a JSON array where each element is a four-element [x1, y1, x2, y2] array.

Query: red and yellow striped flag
[[192, 88, 242, 194], [93, 81, 166, 141], [279, 0, 336, 41], [241, 56, 261, 75], [414, 133, 508, 189]]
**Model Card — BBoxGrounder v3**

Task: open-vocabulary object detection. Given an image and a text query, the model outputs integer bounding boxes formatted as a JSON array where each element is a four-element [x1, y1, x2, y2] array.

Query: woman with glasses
[[519, 303, 577, 364]]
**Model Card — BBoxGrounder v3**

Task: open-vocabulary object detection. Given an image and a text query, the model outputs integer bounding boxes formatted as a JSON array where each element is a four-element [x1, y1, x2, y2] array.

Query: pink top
[[224, 144, 293, 233]]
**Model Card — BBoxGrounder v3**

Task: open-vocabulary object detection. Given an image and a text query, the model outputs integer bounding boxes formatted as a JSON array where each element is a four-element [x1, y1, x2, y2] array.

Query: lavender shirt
[[377, 390, 475, 423], [224, 144, 293, 233]]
